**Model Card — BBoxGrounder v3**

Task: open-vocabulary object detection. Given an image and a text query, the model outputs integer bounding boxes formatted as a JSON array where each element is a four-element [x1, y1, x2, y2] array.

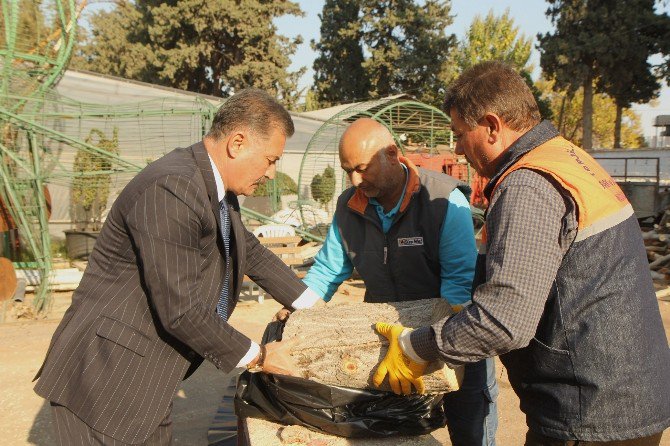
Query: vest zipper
[[384, 234, 399, 299]]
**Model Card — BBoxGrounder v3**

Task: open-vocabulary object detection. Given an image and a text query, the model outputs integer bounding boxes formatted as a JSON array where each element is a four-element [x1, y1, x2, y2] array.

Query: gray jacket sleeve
[[410, 169, 577, 366]]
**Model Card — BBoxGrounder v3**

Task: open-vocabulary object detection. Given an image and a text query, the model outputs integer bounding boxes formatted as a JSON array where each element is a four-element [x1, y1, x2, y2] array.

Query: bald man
[[292, 118, 499, 446]]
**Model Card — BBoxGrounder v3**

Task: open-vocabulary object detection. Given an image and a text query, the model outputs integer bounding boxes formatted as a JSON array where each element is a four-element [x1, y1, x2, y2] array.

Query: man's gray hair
[[207, 88, 294, 140]]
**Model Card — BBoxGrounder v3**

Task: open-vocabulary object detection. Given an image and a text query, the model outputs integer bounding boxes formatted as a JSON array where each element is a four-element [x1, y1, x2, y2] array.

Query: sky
[[275, 0, 670, 142]]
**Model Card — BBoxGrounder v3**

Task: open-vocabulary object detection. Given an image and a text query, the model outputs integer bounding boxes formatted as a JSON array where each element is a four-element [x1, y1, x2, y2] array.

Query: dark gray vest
[[476, 122, 670, 441], [336, 168, 468, 303]]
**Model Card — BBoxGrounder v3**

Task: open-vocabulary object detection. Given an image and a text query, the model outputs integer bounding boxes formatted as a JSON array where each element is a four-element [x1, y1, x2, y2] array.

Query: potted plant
[[64, 127, 118, 259]]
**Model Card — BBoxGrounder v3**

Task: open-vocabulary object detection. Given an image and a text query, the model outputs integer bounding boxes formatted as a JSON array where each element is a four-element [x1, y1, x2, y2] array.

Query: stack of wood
[[644, 209, 670, 282]]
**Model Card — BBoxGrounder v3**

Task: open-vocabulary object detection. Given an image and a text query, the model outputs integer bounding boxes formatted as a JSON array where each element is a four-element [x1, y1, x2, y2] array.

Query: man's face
[[450, 109, 497, 178], [340, 144, 394, 199], [234, 127, 285, 196]]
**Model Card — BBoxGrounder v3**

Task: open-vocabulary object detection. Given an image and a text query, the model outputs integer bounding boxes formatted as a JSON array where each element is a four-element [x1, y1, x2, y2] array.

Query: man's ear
[[385, 144, 399, 163], [226, 132, 245, 159], [483, 113, 503, 144]]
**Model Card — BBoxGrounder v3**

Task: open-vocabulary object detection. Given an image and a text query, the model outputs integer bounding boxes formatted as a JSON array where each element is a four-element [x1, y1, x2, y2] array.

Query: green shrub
[[311, 165, 336, 207]]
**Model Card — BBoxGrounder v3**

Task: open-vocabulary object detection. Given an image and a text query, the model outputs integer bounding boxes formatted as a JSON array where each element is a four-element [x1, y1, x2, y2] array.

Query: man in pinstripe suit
[[34, 89, 314, 445]]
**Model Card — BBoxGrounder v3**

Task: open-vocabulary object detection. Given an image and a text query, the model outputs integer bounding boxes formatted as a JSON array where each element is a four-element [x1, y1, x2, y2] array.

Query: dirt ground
[[1, 283, 668, 445]]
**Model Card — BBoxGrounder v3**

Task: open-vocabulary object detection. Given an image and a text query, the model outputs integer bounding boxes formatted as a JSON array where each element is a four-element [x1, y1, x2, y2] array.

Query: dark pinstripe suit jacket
[[34, 142, 306, 443]]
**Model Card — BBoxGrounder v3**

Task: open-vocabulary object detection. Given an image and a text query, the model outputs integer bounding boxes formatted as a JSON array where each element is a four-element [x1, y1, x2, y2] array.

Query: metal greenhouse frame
[[1, 2, 217, 311], [296, 97, 454, 228]]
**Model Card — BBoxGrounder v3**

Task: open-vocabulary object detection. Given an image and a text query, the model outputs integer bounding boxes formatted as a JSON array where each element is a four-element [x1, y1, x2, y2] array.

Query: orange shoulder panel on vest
[[492, 136, 629, 230]]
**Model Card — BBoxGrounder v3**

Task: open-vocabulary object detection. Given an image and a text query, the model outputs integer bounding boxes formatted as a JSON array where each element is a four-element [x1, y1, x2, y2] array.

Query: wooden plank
[[274, 258, 306, 266], [257, 236, 302, 246], [656, 287, 670, 301], [243, 268, 306, 283], [267, 246, 304, 255]]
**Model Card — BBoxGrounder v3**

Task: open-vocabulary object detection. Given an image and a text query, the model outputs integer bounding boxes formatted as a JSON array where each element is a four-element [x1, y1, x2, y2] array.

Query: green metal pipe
[[28, 131, 52, 311], [21, 109, 212, 119], [34, 0, 78, 97], [0, 108, 143, 171], [49, 170, 136, 179], [1, 0, 19, 101], [0, 141, 32, 173], [0, 51, 58, 65]]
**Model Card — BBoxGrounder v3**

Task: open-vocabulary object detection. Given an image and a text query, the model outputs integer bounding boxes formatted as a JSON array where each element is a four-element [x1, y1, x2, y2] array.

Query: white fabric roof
[[55, 70, 324, 153]]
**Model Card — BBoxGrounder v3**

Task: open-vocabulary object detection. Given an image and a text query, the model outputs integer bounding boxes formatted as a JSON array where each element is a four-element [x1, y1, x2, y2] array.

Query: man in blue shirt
[[290, 118, 498, 446]]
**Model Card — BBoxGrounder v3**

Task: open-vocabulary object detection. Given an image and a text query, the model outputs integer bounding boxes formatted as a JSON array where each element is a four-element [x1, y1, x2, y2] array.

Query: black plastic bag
[[234, 320, 447, 438]]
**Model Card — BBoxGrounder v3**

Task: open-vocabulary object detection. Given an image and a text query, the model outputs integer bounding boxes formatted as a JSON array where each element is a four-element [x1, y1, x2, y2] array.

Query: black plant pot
[[64, 229, 100, 260]]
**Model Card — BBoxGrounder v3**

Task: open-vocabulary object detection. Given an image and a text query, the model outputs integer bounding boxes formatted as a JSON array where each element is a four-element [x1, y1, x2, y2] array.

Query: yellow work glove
[[372, 322, 427, 395]]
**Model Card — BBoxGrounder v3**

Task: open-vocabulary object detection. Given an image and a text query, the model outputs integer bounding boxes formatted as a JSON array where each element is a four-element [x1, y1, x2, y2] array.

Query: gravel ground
[[1, 283, 668, 445]]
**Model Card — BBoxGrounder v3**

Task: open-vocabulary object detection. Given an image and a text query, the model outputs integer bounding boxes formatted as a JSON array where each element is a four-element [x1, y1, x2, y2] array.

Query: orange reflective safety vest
[[478, 133, 670, 441], [481, 137, 633, 246]]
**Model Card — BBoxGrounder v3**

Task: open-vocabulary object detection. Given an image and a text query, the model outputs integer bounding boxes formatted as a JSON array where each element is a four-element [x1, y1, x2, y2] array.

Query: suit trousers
[[525, 429, 663, 446], [50, 402, 173, 445]]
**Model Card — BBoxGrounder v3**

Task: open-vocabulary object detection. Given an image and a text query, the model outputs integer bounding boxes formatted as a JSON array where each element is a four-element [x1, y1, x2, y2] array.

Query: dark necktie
[[216, 199, 231, 321]]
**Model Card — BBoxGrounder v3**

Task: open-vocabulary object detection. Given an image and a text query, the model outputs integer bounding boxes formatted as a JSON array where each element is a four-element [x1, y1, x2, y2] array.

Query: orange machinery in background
[[0, 187, 52, 260], [0, 196, 19, 260], [405, 152, 489, 209]]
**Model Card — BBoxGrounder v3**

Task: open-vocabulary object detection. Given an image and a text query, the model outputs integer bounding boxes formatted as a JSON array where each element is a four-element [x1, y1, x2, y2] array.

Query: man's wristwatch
[[246, 344, 266, 373]]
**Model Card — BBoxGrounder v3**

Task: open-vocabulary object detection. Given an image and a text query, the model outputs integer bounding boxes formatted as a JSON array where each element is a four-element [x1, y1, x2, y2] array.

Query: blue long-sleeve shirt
[[303, 183, 477, 305]]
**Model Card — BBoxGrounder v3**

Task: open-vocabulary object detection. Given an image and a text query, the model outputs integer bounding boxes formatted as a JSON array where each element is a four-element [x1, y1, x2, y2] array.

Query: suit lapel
[[226, 192, 246, 298], [192, 141, 246, 302], [191, 142, 228, 261]]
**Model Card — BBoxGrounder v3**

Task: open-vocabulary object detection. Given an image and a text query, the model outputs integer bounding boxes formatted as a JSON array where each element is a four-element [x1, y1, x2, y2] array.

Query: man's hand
[[273, 297, 328, 322], [261, 337, 301, 376], [272, 307, 292, 322], [372, 322, 427, 395]]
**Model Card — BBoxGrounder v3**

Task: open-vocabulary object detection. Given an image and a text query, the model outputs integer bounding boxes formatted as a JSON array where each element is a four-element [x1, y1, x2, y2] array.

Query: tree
[[538, 0, 610, 151], [73, 0, 305, 107], [657, 9, 670, 81], [536, 78, 646, 148], [0, 0, 48, 51], [253, 171, 298, 210], [72, 3, 150, 82], [539, 1, 670, 150], [311, 165, 336, 207], [253, 172, 298, 197], [596, 1, 669, 147], [520, 70, 554, 121], [312, 0, 369, 107], [360, 0, 456, 106], [455, 9, 551, 120], [602, 57, 658, 148], [457, 8, 532, 72], [308, 0, 457, 107]]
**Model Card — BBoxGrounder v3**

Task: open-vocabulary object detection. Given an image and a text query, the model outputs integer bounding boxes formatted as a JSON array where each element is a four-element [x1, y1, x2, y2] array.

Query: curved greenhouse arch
[[297, 97, 453, 229]]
